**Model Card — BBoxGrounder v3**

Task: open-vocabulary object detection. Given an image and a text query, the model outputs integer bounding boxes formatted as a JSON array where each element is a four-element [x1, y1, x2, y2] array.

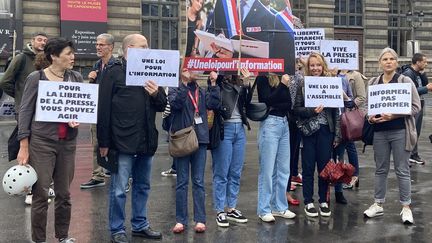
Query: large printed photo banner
[[60, 0, 107, 58], [0, 19, 12, 58], [320, 40, 359, 70], [35, 81, 99, 124], [294, 28, 325, 58], [184, 0, 296, 74], [367, 83, 412, 116], [126, 48, 180, 87], [304, 76, 344, 108]]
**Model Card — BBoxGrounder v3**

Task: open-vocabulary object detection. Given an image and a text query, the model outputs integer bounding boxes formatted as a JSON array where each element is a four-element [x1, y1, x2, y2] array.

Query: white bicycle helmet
[[3, 165, 38, 196]]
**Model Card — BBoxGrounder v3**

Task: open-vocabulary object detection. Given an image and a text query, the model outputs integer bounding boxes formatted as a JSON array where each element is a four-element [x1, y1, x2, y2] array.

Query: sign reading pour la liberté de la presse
[[126, 48, 180, 87], [367, 83, 412, 116], [304, 76, 344, 108], [35, 81, 99, 124]]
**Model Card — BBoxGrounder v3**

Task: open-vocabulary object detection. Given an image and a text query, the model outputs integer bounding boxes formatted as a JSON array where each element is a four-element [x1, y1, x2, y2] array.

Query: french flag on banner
[[221, 0, 242, 38], [276, 1, 295, 37]]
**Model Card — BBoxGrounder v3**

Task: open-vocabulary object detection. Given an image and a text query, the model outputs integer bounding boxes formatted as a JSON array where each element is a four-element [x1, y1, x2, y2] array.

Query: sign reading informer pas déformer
[[304, 76, 344, 108], [367, 83, 412, 116], [35, 81, 99, 124], [126, 48, 180, 87]]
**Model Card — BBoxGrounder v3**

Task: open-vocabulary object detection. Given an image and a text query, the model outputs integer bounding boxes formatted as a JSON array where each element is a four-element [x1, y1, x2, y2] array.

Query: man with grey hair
[[97, 34, 166, 243], [80, 33, 116, 189]]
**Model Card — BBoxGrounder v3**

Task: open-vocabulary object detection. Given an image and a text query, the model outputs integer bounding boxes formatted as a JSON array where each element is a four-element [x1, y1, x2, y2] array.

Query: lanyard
[[187, 89, 199, 114]]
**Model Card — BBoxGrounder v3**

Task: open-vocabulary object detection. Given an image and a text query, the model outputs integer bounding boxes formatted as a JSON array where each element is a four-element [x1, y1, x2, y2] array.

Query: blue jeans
[[334, 140, 359, 192], [109, 152, 153, 235], [176, 145, 207, 225], [211, 122, 246, 212], [302, 125, 334, 204], [257, 115, 291, 215]]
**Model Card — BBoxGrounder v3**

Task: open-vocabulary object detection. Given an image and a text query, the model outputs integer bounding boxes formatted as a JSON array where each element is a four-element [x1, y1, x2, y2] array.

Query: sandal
[[172, 223, 185, 234], [194, 222, 206, 233]]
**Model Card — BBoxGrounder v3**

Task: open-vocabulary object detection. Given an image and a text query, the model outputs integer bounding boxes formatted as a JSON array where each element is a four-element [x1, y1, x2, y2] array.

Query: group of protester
[[0, 29, 430, 243]]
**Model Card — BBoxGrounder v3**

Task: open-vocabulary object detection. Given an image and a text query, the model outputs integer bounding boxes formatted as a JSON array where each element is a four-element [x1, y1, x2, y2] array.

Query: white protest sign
[[304, 76, 344, 108], [367, 83, 412, 116], [320, 40, 358, 70], [0, 100, 15, 116], [294, 28, 325, 57], [126, 48, 180, 87], [35, 81, 99, 124]]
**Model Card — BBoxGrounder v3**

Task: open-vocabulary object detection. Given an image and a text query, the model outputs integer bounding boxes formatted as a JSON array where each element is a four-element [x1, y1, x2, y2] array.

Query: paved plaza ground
[[0, 103, 432, 243]]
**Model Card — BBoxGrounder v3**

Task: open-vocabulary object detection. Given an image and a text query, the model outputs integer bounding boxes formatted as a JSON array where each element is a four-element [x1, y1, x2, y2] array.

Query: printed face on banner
[[183, 0, 297, 74], [320, 40, 359, 70], [35, 81, 99, 124], [367, 83, 412, 116], [126, 48, 180, 87], [304, 76, 344, 108]]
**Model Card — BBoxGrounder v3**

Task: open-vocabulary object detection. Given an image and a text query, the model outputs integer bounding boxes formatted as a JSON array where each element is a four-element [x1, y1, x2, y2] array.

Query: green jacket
[[0, 44, 36, 110]]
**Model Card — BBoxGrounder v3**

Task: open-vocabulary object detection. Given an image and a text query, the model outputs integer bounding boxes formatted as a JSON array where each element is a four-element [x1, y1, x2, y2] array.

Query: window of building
[[388, 0, 410, 56], [334, 0, 363, 27], [291, 0, 307, 25], [142, 0, 179, 50]]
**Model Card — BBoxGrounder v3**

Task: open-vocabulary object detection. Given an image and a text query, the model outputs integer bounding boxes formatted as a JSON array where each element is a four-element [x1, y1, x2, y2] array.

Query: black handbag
[[361, 117, 374, 153], [245, 80, 269, 121], [97, 148, 119, 173]]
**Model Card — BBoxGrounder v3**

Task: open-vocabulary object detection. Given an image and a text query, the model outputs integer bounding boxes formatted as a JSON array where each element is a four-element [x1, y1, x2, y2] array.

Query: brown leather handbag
[[169, 125, 199, 158], [341, 107, 364, 141]]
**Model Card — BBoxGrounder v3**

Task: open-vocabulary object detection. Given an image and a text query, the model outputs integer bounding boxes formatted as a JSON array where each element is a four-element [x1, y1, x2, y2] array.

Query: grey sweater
[[18, 69, 83, 141]]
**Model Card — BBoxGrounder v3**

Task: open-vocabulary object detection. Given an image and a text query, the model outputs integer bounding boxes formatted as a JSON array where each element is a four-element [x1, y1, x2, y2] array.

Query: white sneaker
[[25, 194, 32, 205], [304, 203, 319, 217], [319, 202, 331, 217], [272, 210, 296, 219], [364, 203, 384, 218], [400, 207, 414, 224], [259, 213, 275, 222]]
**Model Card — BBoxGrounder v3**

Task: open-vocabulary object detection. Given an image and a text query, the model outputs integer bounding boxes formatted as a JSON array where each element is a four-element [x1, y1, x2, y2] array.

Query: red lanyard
[[187, 89, 199, 114]]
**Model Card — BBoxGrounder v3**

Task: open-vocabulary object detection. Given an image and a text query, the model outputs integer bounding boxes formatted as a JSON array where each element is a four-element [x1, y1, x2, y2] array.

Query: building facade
[[0, 0, 431, 78]]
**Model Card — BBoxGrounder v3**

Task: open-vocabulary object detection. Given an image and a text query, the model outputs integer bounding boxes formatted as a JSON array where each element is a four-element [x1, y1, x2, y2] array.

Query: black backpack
[[396, 64, 410, 75]]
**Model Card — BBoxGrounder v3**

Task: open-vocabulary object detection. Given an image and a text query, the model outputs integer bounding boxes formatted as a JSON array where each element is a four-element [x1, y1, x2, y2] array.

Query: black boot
[[335, 192, 347, 204]]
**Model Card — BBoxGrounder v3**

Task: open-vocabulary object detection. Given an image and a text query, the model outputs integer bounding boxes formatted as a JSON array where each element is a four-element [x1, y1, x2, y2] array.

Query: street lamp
[[406, 10, 424, 56]]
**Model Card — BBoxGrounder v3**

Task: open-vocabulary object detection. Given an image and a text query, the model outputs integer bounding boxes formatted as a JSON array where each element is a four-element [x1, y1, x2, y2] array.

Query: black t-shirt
[[374, 73, 405, 132], [186, 18, 198, 57]]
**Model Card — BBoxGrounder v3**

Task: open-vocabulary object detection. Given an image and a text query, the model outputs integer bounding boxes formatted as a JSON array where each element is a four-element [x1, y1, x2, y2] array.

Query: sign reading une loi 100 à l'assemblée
[[60, 0, 107, 58]]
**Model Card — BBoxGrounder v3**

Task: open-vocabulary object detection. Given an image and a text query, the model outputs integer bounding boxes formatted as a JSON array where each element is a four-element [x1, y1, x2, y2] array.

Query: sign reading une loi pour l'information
[[126, 48, 180, 87], [367, 83, 412, 116], [35, 81, 99, 124]]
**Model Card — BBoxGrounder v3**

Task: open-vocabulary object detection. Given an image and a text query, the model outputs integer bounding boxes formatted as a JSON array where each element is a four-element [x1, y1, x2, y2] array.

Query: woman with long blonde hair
[[293, 52, 340, 218], [256, 73, 296, 222]]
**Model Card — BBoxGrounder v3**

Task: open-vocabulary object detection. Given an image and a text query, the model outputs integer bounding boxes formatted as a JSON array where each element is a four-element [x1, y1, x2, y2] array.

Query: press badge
[[194, 114, 203, 124]]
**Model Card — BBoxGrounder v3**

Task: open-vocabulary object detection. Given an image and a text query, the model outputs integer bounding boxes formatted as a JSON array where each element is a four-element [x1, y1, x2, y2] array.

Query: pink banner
[[60, 0, 107, 22]]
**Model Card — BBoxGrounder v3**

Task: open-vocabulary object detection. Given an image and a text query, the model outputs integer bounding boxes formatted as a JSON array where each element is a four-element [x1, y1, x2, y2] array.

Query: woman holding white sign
[[363, 47, 420, 224], [16, 37, 82, 243], [293, 52, 341, 218]]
